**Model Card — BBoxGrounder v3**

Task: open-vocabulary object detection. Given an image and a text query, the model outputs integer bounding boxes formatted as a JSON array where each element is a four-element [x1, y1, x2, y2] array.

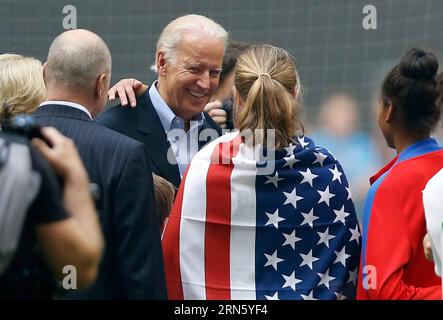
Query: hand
[[108, 78, 148, 107], [423, 233, 434, 261], [31, 127, 88, 182], [204, 100, 228, 129]]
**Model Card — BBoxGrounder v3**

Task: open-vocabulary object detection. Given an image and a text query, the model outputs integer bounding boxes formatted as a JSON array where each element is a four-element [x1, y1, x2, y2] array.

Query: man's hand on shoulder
[[108, 78, 148, 107]]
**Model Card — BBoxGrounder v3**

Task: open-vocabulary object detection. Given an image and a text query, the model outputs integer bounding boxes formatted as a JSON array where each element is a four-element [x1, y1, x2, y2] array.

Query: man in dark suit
[[96, 14, 226, 188], [34, 29, 166, 299]]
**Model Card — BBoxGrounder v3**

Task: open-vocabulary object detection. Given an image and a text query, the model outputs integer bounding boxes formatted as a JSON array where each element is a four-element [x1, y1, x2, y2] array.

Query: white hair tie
[[258, 72, 271, 80]]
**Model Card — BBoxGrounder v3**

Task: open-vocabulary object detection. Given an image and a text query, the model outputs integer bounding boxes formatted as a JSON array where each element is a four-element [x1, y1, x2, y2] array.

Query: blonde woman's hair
[[234, 44, 302, 149], [0, 54, 45, 118]]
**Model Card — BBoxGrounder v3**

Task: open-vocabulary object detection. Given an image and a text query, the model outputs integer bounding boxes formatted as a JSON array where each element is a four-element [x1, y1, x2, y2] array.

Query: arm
[[31, 127, 104, 290], [113, 143, 167, 299], [108, 78, 148, 107]]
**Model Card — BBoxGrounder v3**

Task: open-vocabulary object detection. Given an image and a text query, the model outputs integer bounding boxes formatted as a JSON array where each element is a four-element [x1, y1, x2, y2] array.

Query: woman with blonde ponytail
[[233, 44, 302, 149], [162, 44, 361, 300]]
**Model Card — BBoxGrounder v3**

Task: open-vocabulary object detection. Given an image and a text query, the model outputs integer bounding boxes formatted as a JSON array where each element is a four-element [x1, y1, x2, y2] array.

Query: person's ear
[[42, 62, 48, 86], [290, 85, 298, 98], [233, 88, 243, 109], [385, 101, 395, 123], [156, 51, 167, 77], [95, 74, 107, 99]]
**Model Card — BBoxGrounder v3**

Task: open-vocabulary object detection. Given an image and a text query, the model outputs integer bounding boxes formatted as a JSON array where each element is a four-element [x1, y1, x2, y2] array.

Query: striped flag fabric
[[162, 131, 361, 300]]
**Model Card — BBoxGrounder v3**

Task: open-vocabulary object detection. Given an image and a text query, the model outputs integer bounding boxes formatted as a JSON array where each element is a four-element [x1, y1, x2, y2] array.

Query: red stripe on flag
[[162, 170, 189, 300], [204, 136, 242, 299]]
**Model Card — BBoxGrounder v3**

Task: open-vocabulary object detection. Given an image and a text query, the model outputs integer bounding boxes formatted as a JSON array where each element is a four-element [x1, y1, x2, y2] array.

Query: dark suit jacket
[[96, 88, 222, 188], [34, 104, 167, 300]]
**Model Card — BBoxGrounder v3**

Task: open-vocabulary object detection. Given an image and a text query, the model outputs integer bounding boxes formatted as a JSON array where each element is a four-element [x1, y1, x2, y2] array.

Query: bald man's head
[[45, 29, 111, 93]]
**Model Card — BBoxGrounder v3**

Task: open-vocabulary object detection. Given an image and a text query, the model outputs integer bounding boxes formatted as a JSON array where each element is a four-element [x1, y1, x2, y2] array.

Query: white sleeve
[[423, 168, 443, 277]]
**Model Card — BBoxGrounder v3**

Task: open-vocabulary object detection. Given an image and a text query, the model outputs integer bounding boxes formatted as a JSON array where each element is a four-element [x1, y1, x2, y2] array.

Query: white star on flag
[[349, 225, 361, 244], [299, 249, 319, 270], [347, 268, 358, 286], [317, 227, 335, 248], [317, 270, 335, 289], [333, 205, 350, 224], [285, 143, 296, 156], [318, 186, 335, 206], [335, 291, 347, 300], [264, 250, 284, 270], [329, 165, 343, 183], [265, 171, 284, 188], [298, 136, 309, 148], [265, 209, 285, 228], [283, 187, 303, 209], [300, 209, 319, 228], [301, 290, 317, 300], [265, 292, 279, 300], [313, 152, 327, 166], [333, 246, 351, 267], [283, 230, 302, 249], [345, 186, 352, 200], [282, 271, 302, 291], [283, 155, 300, 169], [299, 168, 318, 187]]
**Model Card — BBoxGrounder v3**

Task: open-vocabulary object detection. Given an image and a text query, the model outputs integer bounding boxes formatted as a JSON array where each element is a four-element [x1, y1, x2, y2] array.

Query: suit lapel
[[135, 91, 181, 187], [134, 91, 222, 188]]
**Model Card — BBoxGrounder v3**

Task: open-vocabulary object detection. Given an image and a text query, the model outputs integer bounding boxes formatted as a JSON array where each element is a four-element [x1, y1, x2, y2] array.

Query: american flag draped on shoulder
[[162, 131, 361, 300]]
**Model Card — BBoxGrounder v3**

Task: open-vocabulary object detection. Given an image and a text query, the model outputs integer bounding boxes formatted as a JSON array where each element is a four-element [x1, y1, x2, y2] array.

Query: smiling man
[[96, 15, 226, 187]]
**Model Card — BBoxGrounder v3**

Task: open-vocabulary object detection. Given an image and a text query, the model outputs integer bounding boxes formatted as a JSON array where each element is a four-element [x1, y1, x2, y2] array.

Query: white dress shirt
[[149, 82, 205, 176]]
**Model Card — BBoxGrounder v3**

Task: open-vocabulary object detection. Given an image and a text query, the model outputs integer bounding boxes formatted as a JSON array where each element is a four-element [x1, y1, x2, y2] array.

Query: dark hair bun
[[399, 48, 438, 81]]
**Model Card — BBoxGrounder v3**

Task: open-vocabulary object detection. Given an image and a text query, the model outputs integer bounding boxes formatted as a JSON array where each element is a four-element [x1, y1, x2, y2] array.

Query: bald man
[[34, 29, 166, 299]]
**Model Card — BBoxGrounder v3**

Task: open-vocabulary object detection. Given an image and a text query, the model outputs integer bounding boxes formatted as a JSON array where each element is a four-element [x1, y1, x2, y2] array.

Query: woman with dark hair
[[357, 48, 443, 300]]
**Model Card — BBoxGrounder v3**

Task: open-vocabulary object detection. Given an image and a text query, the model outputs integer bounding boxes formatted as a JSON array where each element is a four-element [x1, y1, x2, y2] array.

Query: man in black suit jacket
[[34, 29, 166, 299], [96, 14, 226, 188], [97, 89, 222, 188]]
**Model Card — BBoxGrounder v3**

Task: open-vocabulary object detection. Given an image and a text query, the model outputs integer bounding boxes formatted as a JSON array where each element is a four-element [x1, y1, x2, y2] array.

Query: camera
[[1, 102, 51, 146], [1, 103, 100, 207], [221, 99, 234, 130], [1, 114, 52, 146]]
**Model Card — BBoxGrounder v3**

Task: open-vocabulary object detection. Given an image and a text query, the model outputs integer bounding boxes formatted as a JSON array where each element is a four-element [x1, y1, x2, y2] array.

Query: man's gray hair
[[46, 30, 111, 91], [156, 14, 228, 67]]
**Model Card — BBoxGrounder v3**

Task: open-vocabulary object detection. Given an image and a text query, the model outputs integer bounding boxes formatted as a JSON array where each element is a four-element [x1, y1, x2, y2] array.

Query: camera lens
[[222, 99, 233, 112], [221, 99, 234, 130]]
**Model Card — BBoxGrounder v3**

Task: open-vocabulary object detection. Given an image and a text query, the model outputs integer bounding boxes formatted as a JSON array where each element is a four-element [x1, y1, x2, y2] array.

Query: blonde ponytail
[[234, 45, 302, 149]]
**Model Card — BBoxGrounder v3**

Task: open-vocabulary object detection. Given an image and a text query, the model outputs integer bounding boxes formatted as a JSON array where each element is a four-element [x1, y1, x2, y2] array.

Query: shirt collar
[[396, 138, 441, 163], [149, 81, 205, 131], [40, 100, 93, 120], [369, 138, 442, 185]]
